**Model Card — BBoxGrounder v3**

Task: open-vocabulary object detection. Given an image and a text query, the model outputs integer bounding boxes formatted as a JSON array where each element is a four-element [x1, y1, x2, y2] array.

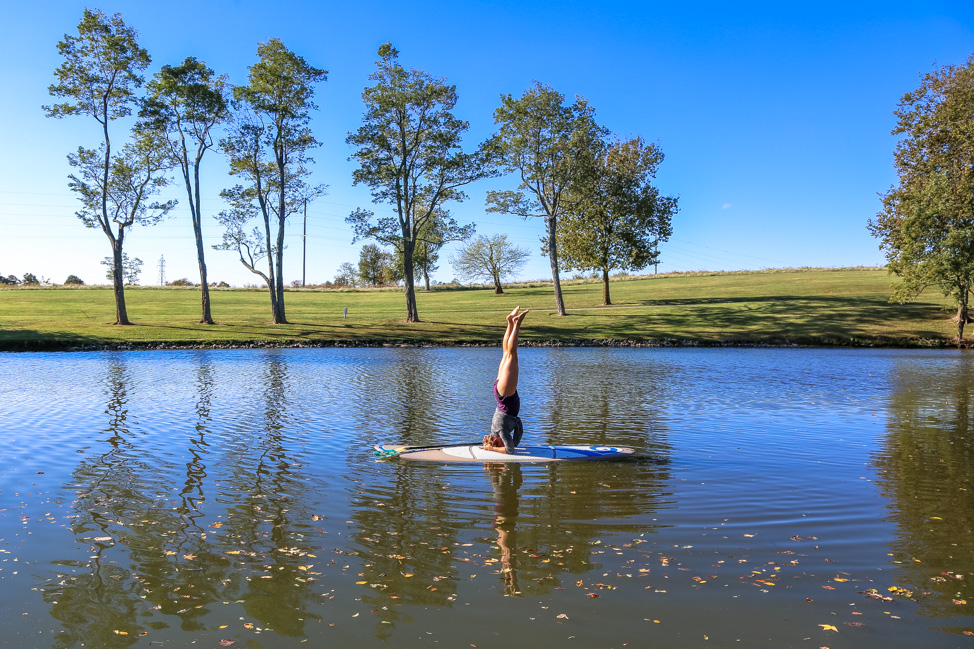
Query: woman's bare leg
[[496, 306, 528, 397]]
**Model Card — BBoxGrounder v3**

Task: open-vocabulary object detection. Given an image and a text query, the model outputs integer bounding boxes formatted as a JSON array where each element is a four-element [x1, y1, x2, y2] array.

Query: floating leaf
[[819, 624, 838, 632]]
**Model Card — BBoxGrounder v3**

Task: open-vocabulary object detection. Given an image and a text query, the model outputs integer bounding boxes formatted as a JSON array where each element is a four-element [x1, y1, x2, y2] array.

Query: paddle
[[374, 441, 487, 458]]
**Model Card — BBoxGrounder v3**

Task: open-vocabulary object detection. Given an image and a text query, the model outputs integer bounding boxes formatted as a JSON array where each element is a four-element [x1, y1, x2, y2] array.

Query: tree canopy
[[559, 136, 678, 305], [868, 54, 974, 342], [346, 42, 492, 322]]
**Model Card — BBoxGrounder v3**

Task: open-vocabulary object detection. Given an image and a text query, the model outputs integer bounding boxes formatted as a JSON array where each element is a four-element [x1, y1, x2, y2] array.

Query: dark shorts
[[491, 407, 523, 452]]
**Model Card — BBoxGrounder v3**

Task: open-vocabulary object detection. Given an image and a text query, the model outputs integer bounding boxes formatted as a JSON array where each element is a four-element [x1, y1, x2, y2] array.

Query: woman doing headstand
[[484, 306, 529, 453]]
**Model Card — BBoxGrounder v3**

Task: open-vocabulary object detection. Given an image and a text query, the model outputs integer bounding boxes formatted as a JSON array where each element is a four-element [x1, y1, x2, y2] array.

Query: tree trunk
[[273, 211, 288, 325], [112, 241, 131, 325], [547, 217, 567, 315], [192, 163, 214, 324], [403, 242, 419, 322], [423, 271, 431, 291], [602, 266, 611, 306], [493, 271, 504, 294]]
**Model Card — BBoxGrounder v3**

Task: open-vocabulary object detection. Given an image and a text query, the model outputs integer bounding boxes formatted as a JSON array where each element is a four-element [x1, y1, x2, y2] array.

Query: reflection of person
[[483, 306, 529, 453], [485, 462, 522, 596]]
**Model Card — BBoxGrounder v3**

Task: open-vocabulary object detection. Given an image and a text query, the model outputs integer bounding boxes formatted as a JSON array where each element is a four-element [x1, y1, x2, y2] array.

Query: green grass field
[[0, 268, 962, 349]]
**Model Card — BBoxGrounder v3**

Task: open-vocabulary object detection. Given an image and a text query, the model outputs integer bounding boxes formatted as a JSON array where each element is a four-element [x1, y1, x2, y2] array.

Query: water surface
[[1, 347, 972, 648]]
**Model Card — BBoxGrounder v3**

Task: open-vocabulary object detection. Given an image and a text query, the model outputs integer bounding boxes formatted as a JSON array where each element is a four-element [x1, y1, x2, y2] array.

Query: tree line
[[43, 9, 678, 325]]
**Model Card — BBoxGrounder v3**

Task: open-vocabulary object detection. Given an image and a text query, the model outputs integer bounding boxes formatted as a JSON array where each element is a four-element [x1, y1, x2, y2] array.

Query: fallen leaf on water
[[113, 630, 128, 635], [557, 614, 569, 619], [183, 554, 196, 560], [218, 641, 236, 647], [822, 586, 836, 590], [819, 624, 838, 632], [244, 623, 254, 629]]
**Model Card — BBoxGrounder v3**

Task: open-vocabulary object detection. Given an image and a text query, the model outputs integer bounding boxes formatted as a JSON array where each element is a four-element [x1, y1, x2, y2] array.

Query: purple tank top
[[493, 379, 520, 417]]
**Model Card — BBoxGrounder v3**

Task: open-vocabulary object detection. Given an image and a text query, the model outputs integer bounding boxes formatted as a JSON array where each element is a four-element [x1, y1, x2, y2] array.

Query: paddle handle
[[374, 441, 485, 458]]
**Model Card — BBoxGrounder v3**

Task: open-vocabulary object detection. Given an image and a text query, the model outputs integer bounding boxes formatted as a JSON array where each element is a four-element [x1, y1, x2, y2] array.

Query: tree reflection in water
[[875, 356, 974, 622], [38, 351, 326, 647]]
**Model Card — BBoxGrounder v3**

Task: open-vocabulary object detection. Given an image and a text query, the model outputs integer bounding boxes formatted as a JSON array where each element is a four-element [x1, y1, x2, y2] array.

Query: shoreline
[[0, 335, 962, 353]]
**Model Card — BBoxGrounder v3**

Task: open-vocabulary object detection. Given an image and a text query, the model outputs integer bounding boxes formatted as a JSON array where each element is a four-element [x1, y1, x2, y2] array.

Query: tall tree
[[140, 57, 230, 324], [868, 54, 974, 343], [217, 38, 326, 324], [43, 9, 172, 325], [559, 136, 678, 305], [451, 234, 530, 294], [487, 81, 606, 316], [346, 42, 493, 322]]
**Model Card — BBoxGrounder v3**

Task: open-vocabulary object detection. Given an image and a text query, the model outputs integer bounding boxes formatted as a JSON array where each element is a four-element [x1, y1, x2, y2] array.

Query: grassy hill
[[0, 268, 962, 350]]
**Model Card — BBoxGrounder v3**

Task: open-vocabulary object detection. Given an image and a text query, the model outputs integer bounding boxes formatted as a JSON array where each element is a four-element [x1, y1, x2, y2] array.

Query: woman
[[483, 306, 528, 453]]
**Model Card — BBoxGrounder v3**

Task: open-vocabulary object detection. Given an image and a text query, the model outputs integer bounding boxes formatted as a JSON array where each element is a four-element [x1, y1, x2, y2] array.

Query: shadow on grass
[[544, 295, 951, 344], [0, 328, 104, 351]]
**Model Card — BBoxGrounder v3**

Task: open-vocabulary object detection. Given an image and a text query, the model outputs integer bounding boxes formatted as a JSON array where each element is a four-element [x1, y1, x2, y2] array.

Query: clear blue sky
[[2, 1, 973, 286]]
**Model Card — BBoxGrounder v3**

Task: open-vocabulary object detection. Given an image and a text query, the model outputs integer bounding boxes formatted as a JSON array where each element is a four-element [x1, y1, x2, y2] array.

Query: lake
[[1, 347, 973, 648]]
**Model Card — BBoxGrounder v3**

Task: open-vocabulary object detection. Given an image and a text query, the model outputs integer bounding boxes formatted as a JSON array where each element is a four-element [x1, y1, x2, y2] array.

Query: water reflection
[[38, 351, 328, 647], [876, 355, 974, 621], [347, 454, 671, 639]]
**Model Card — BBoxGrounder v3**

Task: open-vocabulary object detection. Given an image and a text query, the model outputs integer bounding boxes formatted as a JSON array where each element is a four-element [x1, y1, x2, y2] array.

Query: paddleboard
[[374, 443, 635, 463]]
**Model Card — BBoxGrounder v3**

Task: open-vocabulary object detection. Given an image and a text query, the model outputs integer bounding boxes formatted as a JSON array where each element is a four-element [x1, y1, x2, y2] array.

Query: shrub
[[64, 274, 85, 285]]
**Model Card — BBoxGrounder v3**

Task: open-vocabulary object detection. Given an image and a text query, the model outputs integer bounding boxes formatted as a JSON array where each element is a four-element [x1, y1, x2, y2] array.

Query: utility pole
[[302, 199, 307, 287]]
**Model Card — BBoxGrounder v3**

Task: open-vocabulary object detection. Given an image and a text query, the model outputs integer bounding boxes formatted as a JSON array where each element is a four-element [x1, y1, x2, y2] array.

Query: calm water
[[1, 347, 973, 648]]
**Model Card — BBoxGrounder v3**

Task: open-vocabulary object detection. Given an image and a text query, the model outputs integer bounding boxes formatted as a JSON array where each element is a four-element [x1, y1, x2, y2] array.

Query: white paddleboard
[[374, 443, 635, 463]]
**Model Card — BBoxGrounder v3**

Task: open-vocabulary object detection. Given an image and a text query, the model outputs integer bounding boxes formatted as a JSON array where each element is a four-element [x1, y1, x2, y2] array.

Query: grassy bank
[[0, 268, 962, 350]]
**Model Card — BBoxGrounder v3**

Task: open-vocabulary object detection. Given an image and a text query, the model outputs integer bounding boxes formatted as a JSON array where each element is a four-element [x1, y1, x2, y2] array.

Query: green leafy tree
[[44, 9, 172, 325], [217, 38, 327, 324], [64, 274, 85, 285], [869, 54, 974, 343], [451, 234, 530, 294], [141, 57, 230, 324], [559, 136, 678, 305], [102, 253, 144, 285], [346, 42, 492, 322], [333, 262, 358, 287], [487, 81, 606, 315], [357, 243, 399, 286], [22, 273, 41, 286]]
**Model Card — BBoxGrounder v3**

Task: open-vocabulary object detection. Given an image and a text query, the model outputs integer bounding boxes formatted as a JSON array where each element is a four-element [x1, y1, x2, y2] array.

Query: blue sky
[[2, 1, 973, 286]]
